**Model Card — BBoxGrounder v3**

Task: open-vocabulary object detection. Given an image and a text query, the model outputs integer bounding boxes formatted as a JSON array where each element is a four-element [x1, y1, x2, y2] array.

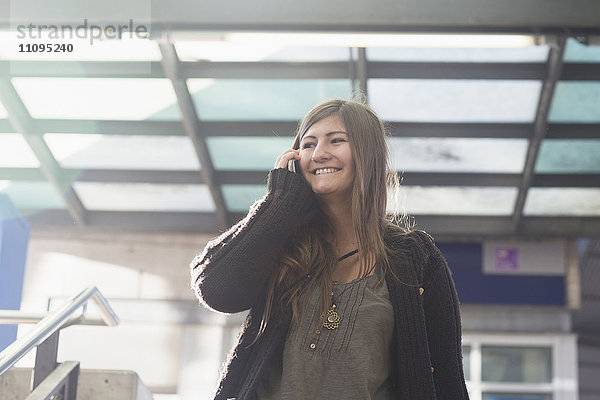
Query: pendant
[[322, 304, 340, 330]]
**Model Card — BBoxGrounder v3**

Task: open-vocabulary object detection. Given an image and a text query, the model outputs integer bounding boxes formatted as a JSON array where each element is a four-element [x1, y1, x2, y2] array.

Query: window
[[482, 346, 551, 383], [462, 334, 577, 400]]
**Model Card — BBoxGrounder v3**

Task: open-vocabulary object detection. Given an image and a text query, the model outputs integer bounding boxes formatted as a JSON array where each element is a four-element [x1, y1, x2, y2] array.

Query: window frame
[[462, 333, 578, 400]]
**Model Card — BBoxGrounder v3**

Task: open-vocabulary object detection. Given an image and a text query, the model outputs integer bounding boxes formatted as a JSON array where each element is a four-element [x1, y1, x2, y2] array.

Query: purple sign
[[495, 247, 519, 271]]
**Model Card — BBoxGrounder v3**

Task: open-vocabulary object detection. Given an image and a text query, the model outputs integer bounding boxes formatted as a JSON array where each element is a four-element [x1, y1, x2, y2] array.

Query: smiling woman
[[190, 98, 469, 400], [297, 115, 355, 200]]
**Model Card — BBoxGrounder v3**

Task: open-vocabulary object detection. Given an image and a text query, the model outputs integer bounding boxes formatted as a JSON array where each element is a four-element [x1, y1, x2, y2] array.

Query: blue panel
[[0, 194, 30, 351], [438, 242, 565, 306]]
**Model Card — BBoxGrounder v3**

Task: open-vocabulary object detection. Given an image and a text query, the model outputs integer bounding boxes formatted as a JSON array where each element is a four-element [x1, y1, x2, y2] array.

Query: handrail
[[0, 311, 54, 325], [0, 311, 106, 326], [0, 286, 119, 376]]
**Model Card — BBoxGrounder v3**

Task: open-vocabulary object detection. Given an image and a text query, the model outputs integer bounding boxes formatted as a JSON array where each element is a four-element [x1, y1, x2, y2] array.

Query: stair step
[[0, 367, 154, 400]]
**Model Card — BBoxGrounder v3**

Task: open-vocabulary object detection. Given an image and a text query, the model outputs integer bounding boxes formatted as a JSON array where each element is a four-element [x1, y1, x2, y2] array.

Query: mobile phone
[[287, 159, 298, 173]]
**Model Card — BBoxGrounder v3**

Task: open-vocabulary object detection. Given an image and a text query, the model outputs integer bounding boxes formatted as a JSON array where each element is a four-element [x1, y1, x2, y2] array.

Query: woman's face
[[298, 114, 355, 201]]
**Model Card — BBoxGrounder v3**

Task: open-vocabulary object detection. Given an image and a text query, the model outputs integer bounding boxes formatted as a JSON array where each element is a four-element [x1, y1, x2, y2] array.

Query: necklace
[[322, 250, 375, 330], [337, 248, 358, 261]]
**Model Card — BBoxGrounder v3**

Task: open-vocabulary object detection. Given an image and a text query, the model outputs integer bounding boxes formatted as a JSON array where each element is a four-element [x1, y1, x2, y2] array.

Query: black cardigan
[[191, 168, 470, 400]]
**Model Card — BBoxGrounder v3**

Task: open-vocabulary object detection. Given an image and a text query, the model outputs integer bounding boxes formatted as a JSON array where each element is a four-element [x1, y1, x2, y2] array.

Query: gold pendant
[[322, 304, 340, 330]]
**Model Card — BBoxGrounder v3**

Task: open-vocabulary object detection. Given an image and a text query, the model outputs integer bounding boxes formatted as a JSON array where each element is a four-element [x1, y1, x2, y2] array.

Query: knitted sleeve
[[190, 168, 316, 314], [418, 231, 470, 400]]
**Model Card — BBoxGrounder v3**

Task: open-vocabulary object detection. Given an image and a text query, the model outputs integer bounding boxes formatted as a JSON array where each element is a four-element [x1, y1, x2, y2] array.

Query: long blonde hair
[[257, 98, 413, 339]]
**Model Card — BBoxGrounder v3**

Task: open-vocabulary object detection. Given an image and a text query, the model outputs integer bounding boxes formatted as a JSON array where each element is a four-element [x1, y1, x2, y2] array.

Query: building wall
[[15, 229, 238, 399], [578, 341, 600, 400]]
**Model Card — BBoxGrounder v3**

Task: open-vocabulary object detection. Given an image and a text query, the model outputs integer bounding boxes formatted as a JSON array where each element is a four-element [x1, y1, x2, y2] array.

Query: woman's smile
[[313, 168, 341, 175]]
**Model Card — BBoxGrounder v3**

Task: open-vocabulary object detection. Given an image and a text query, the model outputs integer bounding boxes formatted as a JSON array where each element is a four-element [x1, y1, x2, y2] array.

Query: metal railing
[[0, 286, 119, 400]]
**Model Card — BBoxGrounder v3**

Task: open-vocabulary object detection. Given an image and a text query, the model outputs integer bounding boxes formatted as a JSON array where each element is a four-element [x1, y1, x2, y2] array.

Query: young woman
[[190, 98, 469, 400]]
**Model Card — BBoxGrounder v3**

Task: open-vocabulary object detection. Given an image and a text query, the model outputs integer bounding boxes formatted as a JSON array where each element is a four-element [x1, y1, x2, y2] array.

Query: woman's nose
[[311, 143, 331, 162]]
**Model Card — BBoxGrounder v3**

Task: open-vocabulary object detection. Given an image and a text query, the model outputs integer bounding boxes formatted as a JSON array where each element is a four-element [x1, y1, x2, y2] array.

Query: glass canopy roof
[[388, 138, 529, 173], [369, 79, 542, 122], [12, 78, 181, 120], [0, 181, 65, 210], [187, 79, 352, 120], [0, 134, 40, 167], [0, 34, 598, 236], [388, 186, 518, 216], [0, 102, 8, 118], [73, 182, 215, 212], [44, 134, 200, 170]]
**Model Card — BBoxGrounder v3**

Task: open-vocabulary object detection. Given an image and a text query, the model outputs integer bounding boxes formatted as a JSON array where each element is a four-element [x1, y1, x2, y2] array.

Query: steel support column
[[512, 36, 567, 232], [159, 42, 229, 229], [32, 331, 59, 390], [357, 48, 368, 97], [0, 79, 87, 225]]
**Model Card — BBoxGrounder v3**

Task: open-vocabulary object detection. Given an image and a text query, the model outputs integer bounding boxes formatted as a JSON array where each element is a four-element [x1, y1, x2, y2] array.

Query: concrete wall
[[14, 228, 241, 400]]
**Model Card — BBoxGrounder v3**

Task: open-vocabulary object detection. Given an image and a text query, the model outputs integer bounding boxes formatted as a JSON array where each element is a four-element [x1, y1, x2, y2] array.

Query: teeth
[[315, 168, 339, 175]]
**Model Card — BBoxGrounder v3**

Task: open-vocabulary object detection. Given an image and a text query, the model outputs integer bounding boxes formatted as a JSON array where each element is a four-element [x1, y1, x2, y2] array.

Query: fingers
[[274, 149, 300, 170]]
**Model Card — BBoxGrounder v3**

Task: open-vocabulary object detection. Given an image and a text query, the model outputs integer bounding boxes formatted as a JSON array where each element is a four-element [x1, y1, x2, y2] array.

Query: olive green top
[[256, 265, 395, 400]]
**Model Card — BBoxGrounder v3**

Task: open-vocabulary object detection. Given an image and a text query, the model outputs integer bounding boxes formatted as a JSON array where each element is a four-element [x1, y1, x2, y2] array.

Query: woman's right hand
[[274, 148, 301, 170]]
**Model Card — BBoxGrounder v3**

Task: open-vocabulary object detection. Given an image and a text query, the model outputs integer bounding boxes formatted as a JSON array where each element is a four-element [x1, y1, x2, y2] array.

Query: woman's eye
[[332, 138, 347, 143], [301, 143, 315, 149]]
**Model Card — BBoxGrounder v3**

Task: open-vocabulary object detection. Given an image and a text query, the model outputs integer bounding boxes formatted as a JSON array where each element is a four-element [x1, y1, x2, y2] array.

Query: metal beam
[[414, 216, 600, 238], [3, 60, 164, 79], [400, 172, 521, 187], [0, 79, 87, 225], [3, 0, 600, 33], [65, 169, 204, 184], [357, 48, 368, 96], [36, 119, 186, 136], [532, 174, 600, 187], [349, 48, 357, 93], [26, 210, 221, 232], [512, 36, 567, 232], [32, 331, 59, 389], [0, 168, 44, 181], [369, 62, 546, 80], [24, 210, 600, 238], [387, 122, 533, 138], [159, 42, 229, 229], [10, 60, 599, 81], [213, 171, 528, 187], [4, 168, 599, 188], [561, 63, 600, 81], [181, 61, 349, 79], [546, 123, 600, 139], [23, 120, 600, 139], [26, 361, 80, 400], [34, 119, 297, 137]]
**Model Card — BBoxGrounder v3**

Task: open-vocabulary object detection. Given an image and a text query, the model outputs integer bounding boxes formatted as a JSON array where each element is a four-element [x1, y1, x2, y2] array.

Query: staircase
[[0, 287, 154, 400], [1, 368, 154, 400]]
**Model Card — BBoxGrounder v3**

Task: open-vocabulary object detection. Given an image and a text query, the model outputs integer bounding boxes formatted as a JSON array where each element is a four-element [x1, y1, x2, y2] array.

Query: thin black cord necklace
[[322, 249, 375, 330], [337, 248, 358, 262]]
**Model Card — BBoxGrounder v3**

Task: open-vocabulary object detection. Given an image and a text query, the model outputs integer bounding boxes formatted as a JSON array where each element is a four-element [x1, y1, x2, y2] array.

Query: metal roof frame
[[7, 120, 598, 139], [2, 169, 599, 189], [512, 36, 567, 232], [0, 79, 87, 225], [0, 28, 598, 237], [158, 42, 229, 229]]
